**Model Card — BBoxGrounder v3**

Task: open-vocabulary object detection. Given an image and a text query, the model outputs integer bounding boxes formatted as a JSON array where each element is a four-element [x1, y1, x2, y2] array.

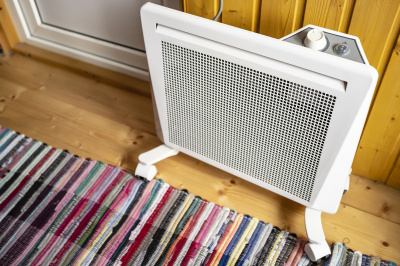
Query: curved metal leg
[[135, 144, 179, 181], [304, 207, 331, 261]]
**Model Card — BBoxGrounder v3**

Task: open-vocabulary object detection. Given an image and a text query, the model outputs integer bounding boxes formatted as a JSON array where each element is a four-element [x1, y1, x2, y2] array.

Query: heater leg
[[344, 175, 350, 194], [135, 144, 179, 181], [304, 207, 331, 262]]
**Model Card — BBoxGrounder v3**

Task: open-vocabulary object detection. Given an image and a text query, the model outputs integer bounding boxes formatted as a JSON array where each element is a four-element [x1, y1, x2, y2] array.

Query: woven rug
[[0, 126, 395, 266]]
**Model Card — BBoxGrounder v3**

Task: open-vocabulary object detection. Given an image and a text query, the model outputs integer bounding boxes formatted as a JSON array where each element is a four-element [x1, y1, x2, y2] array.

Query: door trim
[[5, 0, 154, 80]]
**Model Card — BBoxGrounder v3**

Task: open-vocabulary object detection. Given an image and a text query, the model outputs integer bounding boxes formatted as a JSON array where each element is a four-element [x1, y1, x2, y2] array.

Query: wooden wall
[[0, 0, 19, 53], [183, 0, 400, 189]]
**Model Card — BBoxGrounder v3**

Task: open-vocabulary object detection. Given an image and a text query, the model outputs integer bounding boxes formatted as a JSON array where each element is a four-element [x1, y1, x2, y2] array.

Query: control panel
[[282, 26, 365, 64]]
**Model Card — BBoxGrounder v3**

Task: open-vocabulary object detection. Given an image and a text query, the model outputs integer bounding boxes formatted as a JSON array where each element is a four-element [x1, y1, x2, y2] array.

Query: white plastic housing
[[135, 144, 179, 180], [141, 3, 378, 214], [303, 29, 328, 50]]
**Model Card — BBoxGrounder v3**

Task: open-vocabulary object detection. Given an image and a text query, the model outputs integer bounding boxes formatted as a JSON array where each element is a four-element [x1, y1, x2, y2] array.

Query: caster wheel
[[304, 242, 331, 262], [135, 163, 157, 181]]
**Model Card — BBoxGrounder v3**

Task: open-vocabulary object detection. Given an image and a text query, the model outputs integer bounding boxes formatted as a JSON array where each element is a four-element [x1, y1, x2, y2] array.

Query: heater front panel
[[161, 41, 336, 202]]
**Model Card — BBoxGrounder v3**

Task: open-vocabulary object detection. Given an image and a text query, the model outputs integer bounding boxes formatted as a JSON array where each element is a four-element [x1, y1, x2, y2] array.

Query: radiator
[[137, 3, 378, 261]]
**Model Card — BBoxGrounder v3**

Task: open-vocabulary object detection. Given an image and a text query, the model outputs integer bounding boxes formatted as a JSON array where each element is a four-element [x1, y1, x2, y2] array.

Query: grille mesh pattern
[[161, 41, 336, 201]]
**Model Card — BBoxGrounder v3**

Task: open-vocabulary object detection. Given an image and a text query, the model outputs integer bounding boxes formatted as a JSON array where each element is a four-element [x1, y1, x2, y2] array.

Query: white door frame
[[5, 0, 180, 80]]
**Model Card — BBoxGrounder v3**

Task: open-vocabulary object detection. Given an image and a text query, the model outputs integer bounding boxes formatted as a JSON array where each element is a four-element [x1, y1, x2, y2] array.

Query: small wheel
[[135, 163, 157, 181], [304, 242, 331, 262]]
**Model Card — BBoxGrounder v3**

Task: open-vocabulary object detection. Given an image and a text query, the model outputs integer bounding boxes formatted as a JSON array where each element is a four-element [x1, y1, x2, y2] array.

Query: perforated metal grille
[[161, 41, 336, 201]]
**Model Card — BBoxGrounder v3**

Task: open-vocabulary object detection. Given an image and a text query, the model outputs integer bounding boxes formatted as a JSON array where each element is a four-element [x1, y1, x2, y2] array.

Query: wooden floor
[[0, 50, 399, 263]]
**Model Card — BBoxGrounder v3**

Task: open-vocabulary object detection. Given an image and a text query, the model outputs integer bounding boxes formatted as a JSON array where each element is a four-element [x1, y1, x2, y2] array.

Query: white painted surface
[[34, 0, 168, 51], [5, 0, 180, 80], [141, 3, 378, 214], [142, 6, 378, 259]]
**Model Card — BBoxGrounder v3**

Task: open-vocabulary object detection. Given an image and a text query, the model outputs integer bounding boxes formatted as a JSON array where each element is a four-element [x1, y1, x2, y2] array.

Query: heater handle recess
[[135, 144, 179, 181], [304, 207, 331, 261]]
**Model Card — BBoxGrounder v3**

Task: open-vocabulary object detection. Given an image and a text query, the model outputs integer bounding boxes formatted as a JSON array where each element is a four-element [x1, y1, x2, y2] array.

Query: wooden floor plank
[[12, 43, 152, 97], [0, 53, 156, 135], [344, 175, 400, 225], [0, 89, 156, 169], [0, 52, 399, 262]]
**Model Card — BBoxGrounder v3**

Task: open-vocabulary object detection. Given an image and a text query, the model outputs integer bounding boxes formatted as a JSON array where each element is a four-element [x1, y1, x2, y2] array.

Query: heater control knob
[[303, 29, 328, 51]]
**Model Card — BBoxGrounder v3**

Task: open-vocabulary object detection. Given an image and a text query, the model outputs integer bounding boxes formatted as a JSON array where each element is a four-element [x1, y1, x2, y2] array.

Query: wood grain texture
[[0, 0, 18, 47], [348, 0, 400, 80], [222, 0, 261, 32], [388, 154, 400, 189], [184, 0, 218, 20], [12, 43, 152, 98], [352, 35, 400, 185], [0, 52, 399, 262], [343, 175, 400, 224], [0, 23, 11, 53], [302, 0, 355, 32], [258, 0, 306, 38], [0, 53, 156, 136]]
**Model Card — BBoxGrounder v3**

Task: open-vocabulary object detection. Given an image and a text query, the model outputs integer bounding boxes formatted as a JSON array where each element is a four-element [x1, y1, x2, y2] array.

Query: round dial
[[303, 29, 328, 51]]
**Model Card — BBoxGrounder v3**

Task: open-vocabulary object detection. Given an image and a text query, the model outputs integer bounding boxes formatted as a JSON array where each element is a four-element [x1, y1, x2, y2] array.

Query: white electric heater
[[137, 3, 378, 261]]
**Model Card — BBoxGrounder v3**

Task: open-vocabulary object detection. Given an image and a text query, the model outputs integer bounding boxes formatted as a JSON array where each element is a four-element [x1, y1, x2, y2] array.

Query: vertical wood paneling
[[184, 0, 218, 20], [348, 0, 400, 79], [388, 154, 400, 189], [258, 0, 306, 38], [0, 23, 11, 53], [350, 1, 400, 186], [352, 35, 400, 185], [0, 0, 19, 48], [302, 0, 355, 32], [222, 0, 261, 32]]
